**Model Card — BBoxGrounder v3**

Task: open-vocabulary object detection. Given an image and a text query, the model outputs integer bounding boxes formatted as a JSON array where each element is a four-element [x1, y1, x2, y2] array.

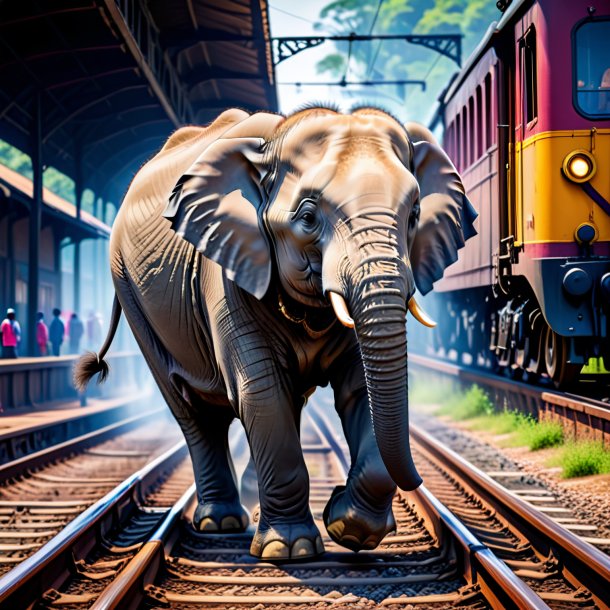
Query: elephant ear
[[163, 136, 272, 299], [406, 122, 478, 295]]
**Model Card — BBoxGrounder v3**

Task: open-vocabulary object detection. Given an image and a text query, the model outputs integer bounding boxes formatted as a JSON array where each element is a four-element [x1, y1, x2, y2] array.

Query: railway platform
[[0, 352, 155, 464]]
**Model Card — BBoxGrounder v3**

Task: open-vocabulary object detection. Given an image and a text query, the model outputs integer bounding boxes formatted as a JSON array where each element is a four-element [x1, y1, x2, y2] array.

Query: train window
[[573, 18, 610, 118], [455, 113, 461, 170], [462, 106, 468, 168], [475, 86, 483, 159], [484, 73, 493, 148], [521, 26, 537, 125], [468, 96, 475, 163]]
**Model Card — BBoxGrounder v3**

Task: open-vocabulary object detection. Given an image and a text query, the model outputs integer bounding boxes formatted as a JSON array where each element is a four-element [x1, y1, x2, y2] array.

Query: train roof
[[440, 0, 530, 107]]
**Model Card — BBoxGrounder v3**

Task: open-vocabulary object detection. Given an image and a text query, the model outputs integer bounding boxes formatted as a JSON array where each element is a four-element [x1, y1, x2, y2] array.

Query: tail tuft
[[73, 351, 110, 392]]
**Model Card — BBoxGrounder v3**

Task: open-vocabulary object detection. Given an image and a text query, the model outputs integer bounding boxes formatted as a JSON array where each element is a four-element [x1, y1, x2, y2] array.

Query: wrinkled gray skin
[[78, 107, 476, 560]]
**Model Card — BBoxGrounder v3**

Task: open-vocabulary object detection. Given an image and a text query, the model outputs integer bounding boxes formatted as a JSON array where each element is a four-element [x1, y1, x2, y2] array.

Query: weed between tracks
[[411, 380, 610, 478]]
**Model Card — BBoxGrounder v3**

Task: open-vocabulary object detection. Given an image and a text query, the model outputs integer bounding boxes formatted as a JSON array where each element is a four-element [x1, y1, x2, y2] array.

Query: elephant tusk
[[329, 292, 354, 329], [408, 297, 437, 328]]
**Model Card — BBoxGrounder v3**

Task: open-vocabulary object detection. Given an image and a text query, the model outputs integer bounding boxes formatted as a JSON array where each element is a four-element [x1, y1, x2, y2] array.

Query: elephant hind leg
[[174, 380, 248, 532], [113, 276, 247, 533]]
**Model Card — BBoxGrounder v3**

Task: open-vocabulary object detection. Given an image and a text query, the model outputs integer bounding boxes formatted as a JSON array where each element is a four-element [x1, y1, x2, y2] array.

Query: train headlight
[[562, 150, 596, 183]]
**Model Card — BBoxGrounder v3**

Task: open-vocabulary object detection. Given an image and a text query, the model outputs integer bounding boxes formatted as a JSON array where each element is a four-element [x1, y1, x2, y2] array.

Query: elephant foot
[[250, 515, 324, 561], [323, 485, 395, 552], [193, 499, 249, 532]]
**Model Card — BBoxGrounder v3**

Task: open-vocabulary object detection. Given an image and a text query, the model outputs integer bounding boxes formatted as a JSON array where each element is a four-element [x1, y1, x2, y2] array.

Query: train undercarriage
[[420, 286, 610, 389]]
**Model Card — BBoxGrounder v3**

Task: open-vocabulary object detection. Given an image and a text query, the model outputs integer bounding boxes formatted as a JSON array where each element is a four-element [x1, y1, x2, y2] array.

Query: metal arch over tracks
[[273, 33, 463, 67]]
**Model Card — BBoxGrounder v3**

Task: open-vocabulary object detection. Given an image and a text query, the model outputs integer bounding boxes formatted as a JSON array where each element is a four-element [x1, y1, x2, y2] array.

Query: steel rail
[[0, 437, 187, 609], [307, 403, 548, 610], [411, 422, 610, 607], [90, 484, 196, 610], [45, 402, 548, 609]]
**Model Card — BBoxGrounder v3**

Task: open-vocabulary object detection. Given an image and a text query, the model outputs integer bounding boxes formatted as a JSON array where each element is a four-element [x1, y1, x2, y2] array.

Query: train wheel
[[544, 327, 581, 388]]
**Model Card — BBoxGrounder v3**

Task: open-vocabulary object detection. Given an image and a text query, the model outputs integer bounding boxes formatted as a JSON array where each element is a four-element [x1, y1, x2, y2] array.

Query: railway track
[[411, 423, 610, 608], [24, 402, 540, 609], [0, 408, 180, 584], [1, 386, 608, 608]]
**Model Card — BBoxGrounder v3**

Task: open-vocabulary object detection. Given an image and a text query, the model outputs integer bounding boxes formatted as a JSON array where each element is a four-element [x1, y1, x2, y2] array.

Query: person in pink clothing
[[1, 308, 21, 359], [36, 312, 49, 356]]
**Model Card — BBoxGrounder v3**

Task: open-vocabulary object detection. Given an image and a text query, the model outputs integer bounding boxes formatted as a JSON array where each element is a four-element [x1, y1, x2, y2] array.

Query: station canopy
[[0, 0, 278, 207]]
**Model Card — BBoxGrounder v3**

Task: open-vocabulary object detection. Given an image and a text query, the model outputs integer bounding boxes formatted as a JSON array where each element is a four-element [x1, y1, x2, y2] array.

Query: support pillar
[[27, 93, 42, 357], [7, 212, 16, 308], [73, 142, 82, 316], [73, 239, 81, 315]]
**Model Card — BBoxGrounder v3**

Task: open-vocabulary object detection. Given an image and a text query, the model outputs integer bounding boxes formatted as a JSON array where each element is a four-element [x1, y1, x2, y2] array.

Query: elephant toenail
[[220, 516, 240, 530], [315, 536, 325, 554], [261, 540, 290, 560], [291, 538, 314, 557], [198, 517, 219, 532], [326, 520, 345, 539]]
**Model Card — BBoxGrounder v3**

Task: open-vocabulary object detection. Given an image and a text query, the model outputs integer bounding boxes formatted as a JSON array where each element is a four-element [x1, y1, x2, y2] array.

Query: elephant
[[75, 106, 476, 561]]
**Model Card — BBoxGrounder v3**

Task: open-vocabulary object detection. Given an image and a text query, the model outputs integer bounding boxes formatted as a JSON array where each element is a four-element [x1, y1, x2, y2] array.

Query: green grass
[[431, 385, 610, 478], [519, 419, 564, 450], [555, 441, 610, 478], [468, 409, 531, 435], [436, 384, 564, 451], [437, 384, 493, 420]]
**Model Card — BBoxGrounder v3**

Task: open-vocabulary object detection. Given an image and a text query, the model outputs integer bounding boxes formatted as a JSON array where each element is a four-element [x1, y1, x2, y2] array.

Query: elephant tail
[[73, 295, 122, 392]]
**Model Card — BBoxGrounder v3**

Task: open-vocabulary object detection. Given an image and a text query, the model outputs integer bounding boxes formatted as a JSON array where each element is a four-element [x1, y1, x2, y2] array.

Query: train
[[421, 0, 610, 387]]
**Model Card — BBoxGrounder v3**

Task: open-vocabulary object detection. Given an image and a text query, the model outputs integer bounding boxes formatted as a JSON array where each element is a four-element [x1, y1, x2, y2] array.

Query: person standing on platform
[[86, 310, 102, 349], [69, 313, 84, 354], [36, 312, 49, 356], [1, 308, 21, 359], [49, 308, 65, 356]]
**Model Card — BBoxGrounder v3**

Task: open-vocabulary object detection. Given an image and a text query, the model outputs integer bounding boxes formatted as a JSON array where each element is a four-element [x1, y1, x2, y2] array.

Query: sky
[[267, 0, 460, 125]]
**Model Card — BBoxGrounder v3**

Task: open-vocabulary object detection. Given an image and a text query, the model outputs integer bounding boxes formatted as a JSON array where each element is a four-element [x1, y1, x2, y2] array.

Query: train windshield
[[573, 18, 610, 118]]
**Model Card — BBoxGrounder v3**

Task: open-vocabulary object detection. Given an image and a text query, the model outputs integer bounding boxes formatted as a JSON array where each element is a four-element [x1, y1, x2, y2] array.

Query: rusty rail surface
[[411, 422, 610, 608], [0, 439, 188, 609], [83, 404, 549, 609], [410, 353, 610, 444]]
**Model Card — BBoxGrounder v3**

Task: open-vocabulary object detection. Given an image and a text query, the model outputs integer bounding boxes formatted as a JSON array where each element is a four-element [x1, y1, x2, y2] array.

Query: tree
[[314, 0, 499, 121]]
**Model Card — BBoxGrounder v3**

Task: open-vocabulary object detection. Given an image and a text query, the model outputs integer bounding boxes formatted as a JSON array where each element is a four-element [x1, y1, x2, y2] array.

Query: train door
[[514, 11, 539, 250]]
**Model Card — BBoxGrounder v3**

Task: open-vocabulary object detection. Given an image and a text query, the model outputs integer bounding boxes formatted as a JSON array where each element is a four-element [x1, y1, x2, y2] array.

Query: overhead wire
[[268, 4, 316, 25], [366, 0, 385, 78]]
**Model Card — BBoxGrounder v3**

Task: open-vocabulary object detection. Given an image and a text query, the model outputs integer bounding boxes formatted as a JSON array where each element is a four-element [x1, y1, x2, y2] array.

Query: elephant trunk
[[348, 259, 422, 492]]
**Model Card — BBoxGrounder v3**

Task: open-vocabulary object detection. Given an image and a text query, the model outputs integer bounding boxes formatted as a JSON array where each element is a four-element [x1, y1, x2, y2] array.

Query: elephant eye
[[302, 210, 316, 225], [293, 198, 319, 231]]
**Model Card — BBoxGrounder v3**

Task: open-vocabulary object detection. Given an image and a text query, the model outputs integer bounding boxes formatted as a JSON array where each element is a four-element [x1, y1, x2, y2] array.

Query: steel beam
[[102, 0, 188, 127]]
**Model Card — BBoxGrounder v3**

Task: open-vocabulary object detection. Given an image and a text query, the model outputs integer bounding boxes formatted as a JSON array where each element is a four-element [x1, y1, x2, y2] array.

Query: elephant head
[[164, 107, 477, 491]]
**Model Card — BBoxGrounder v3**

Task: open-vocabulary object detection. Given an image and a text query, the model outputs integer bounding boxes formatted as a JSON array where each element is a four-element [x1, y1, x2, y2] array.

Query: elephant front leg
[[240, 381, 323, 561], [324, 367, 397, 552]]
